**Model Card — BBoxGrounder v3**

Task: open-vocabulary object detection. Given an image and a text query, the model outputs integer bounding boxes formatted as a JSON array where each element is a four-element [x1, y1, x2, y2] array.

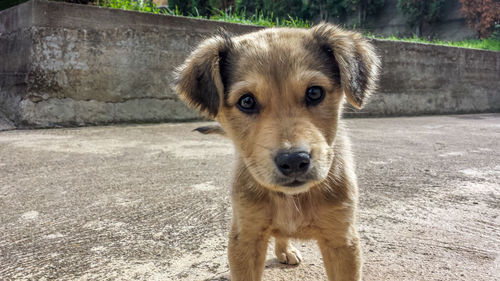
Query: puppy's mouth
[[275, 174, 317, 188], [283, 180, 306, 187], [273, 167, 321, 189], [272, 176, 318, 194]]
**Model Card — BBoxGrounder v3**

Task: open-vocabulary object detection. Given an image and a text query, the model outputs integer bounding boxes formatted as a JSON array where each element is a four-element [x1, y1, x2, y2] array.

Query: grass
[[95, 0, 164, 14], [94, 1, 310, 28], [375, 35, 500, 52], [209, 7, 310, 28]]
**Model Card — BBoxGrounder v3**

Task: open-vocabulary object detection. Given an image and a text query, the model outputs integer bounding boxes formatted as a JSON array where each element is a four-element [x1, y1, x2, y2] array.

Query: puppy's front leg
[[228, 223, 270, 281], [318, 238, 362, 281]]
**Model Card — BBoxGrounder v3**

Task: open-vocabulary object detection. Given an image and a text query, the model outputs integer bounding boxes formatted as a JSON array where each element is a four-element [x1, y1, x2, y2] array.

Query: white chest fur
[[271, 194, 312, 235]]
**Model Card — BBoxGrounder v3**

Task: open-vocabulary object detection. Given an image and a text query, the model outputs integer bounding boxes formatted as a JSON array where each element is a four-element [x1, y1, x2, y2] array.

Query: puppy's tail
[[193, 125, 226, 136]]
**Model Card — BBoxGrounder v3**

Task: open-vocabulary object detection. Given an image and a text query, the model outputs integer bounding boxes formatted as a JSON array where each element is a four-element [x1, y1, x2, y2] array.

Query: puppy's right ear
[[174, 34, 233, 118], [311, 23, 380, 109]]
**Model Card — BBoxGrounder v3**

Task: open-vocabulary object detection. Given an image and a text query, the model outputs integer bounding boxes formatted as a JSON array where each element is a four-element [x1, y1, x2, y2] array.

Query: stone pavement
[[0, 114, 499, 280]]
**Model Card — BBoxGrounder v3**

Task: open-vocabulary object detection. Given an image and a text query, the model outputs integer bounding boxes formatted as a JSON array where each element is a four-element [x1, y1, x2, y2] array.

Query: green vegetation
[[0, 0, 28, 10], [93, 0, 500, 51], [374, 35, 500, 52], [96, 0, 310, 28], [1, 0, 498, 51], [94, 0, 500, 51], [397, 0, 445, 37], [96, 0, 164, 14], [209, 7, 310, 28], [233, 0, 384, 27]]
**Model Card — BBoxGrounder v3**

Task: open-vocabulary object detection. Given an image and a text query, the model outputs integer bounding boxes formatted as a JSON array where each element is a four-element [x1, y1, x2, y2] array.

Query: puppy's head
[[175, 23, 379, 194]]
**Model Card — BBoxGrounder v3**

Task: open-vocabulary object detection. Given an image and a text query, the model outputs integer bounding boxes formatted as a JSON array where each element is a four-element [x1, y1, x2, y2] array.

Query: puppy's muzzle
[[274, 150, 311, 178]]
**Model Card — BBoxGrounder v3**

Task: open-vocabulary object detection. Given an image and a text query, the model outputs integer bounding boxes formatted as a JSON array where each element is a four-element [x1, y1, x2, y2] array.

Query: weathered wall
[[0, 0, 32, 129], [361, 40, 500, 116], [0, 0, 499, 129], [0, 0, 262, 128]]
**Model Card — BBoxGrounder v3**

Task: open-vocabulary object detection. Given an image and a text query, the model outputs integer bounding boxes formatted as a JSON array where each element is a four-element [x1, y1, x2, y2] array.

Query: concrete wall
[[362, 40, 500, 116], [0, 0, 262, 129], [0, 0, 499, 129]]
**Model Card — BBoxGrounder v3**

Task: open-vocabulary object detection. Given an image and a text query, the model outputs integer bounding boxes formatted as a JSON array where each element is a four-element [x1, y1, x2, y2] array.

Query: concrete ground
[[0, 114, 498, 281]]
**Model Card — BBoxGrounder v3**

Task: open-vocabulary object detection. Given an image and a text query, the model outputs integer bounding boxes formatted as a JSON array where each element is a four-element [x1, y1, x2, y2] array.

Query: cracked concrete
[[1, 114, 498, 280]]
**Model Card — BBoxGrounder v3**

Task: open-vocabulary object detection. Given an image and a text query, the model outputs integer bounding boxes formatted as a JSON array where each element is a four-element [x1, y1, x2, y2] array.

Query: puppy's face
[[176, 24, 379, 194]]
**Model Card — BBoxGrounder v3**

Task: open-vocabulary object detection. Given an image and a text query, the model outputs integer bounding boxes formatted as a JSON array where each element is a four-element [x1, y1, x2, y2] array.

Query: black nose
[[275, 151, 311, 177]]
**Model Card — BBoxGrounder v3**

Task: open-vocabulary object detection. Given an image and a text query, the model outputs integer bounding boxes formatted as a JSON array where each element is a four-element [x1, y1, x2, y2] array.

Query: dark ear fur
[[194, 125, 226, 136], [312, 23, 380, 108], [174, 33, 233, 117]]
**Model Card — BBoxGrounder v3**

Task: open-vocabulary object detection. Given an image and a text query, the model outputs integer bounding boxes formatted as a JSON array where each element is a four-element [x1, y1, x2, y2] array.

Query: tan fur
[[175, 23, 380, 281]]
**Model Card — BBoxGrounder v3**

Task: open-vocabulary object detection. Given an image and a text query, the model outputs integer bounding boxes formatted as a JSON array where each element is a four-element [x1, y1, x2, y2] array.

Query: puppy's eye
[[237, 94, 258, 114], [305, 86, 325, 106]]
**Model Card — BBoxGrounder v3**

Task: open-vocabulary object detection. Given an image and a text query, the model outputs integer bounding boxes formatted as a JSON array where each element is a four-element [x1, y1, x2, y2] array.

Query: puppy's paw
[[276, 245, 303, 265]]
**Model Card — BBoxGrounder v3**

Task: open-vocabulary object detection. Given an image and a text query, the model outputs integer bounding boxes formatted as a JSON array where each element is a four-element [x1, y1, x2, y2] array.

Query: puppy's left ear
[[312, 23, 380, 108], [174, 33, 233, 118]]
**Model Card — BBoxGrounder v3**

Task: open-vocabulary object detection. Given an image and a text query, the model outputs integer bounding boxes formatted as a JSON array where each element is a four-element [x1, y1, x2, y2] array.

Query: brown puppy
[[175, 23, 380, 281]]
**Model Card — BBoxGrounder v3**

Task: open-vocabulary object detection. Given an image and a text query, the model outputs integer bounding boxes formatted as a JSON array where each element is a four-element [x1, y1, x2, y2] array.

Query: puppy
[[175, 23, 380, 281]]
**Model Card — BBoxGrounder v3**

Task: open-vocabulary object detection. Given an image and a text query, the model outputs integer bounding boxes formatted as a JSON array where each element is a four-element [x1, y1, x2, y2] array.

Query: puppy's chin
[[272, 182, 316, 195], [254, 176, 324, 195]]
